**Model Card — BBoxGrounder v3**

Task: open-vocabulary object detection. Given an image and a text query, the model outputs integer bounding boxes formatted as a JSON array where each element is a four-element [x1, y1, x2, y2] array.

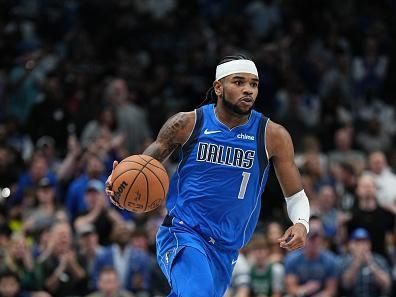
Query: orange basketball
[[111, 155, 169, 213]]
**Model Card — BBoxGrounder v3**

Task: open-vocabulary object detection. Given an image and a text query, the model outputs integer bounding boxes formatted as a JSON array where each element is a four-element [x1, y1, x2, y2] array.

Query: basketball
[[111, 155, 169, 213]]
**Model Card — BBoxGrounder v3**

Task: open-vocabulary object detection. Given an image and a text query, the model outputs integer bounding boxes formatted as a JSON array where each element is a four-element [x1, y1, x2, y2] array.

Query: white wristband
[[285, 190, 310, 233]]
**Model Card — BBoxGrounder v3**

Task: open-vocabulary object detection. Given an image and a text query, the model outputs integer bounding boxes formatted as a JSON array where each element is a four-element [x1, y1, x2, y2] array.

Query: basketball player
[[105, 55, 310, 297]]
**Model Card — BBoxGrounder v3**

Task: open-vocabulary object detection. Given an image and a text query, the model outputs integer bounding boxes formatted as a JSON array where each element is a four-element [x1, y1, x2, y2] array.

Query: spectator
[[105, 78, 151, 155], [54, 134, 82, 184], [366, 150, 396, 214], [0, 270, 31, 297], [301, 152, 332, 192], [315, 185, 347, 242], [340, 228, 392, 297], [74, 180, 123, 246], [92, 222, 151, 294], [356, 117, 392, 153], [6, 45, 45, 123], [65, 152, 106, 222], [346, 174, 395, 257], [0, 233, 36, 291], [22, 177, 58, 235], [85, 266, 134, 297], [34, 135, 81, 184], [328, 127, 365, 174], [247, 235, 284, 297], [332, 162, 358, 214], [39, 222, 87, 297], [243, 0, 281, 38], [12, 153, 56, 206], [284, 216, 338, 297], [30, 225, 51, 260], [130, 229, 149, 253], [352, 37, 388, 100], [34, 137, 58, 173], [76, 224, 104, 291], [80, 105, 125, 155], [26, 72, 71, 152], [0, 270, 51, 297], [319, 42, 354, 107]]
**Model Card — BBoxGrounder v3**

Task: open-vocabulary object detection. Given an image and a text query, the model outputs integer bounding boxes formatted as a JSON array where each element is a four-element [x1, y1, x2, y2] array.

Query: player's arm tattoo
[[143, 112, 192, 163]]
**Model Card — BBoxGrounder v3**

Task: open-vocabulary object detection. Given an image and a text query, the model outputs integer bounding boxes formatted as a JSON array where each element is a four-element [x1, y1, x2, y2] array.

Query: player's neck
[[215, 105, 250, 129]]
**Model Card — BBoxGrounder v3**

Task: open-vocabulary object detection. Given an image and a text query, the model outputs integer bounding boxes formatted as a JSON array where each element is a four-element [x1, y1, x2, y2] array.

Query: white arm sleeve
[[285, 189, 310, 233]]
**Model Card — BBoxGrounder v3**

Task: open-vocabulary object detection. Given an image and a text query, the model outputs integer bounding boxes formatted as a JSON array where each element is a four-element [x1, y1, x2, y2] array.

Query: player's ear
[[213, 80, 223, 97]]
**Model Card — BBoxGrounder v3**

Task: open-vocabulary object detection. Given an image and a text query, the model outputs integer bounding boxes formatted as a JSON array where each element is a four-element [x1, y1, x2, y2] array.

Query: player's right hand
[[278, 223, 307, 251], [105, 160, 124, 209]]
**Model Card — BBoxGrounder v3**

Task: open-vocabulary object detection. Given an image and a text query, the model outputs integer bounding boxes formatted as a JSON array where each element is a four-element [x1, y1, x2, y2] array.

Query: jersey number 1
[[238, 172, 251, 199]]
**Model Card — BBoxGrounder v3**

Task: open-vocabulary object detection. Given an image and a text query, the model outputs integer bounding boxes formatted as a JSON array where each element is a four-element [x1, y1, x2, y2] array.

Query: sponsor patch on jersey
[[237, 133, 255, 140]]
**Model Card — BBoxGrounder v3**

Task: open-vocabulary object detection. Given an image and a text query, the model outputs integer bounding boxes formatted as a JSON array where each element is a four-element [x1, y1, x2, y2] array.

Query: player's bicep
[[267, 122, 303, 197], [143, 112, 194, 162]]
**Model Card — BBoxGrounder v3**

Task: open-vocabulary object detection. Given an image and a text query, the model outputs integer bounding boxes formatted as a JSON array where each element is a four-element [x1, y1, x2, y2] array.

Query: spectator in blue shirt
[[285, 216, 338, 297], [92, 222, 151, 294], [12, 153, 57, 206], [65, 152, 106, 222], [340, 228, 392, 297]]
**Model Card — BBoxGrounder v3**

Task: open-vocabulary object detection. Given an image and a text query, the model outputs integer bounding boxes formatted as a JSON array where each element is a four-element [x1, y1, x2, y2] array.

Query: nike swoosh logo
[[204, 129, 222, 135]]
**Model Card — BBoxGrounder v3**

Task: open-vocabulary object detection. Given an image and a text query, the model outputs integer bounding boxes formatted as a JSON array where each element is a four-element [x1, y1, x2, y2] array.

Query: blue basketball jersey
[[166, 104, 270, 250]]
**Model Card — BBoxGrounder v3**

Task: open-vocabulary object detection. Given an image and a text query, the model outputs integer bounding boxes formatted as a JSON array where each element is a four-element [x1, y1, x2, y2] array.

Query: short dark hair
[[217, 54, 251, 65], [99, 266, 118, 277]]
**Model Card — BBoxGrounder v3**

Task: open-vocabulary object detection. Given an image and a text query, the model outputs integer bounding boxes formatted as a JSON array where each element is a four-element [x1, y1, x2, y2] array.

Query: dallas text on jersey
[[196, 142, 255, 169]]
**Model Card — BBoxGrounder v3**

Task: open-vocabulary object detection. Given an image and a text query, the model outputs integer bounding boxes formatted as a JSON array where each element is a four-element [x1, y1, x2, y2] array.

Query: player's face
[[214, 73, 259, 116]]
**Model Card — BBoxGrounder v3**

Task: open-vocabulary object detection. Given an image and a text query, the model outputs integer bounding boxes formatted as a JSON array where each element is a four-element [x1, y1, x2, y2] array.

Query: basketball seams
[[147, 158, 167, 197], [112, 168, 141, 184], [120, 173, 139, 208], [123, 161, 168, 184], [115, 160, 149, 207], [144, 164, 166, 198], [122, 160, 167, 172], [139, 170, 149, 211], [122, 160, 146, 166], [127, 160, 166, 198], [113, 169, 142, 207], [119, 159, 152, 209], [137, 155, 151, 163], [134, 155, 167, 172], [113, 156, 168, 212]]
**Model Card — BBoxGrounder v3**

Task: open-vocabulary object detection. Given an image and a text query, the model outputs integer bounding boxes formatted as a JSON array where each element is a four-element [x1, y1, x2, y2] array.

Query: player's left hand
[[105, 160, 124, 209], [278, 223, 307, 251]]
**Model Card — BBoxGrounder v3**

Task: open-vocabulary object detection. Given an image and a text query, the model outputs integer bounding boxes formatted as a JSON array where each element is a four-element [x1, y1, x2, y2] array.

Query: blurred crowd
[[0, 0, 395, 296]]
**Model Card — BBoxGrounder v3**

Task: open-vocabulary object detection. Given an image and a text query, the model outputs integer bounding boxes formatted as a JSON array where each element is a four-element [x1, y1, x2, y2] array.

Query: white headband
[[215, 59, 258, 80]]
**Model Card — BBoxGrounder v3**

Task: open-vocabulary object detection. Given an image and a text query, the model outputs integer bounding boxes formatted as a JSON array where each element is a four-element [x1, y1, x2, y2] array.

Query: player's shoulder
[[167, 110, 196, 127], [265, 120, 293, 158], [266, 119, 291, 139]]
